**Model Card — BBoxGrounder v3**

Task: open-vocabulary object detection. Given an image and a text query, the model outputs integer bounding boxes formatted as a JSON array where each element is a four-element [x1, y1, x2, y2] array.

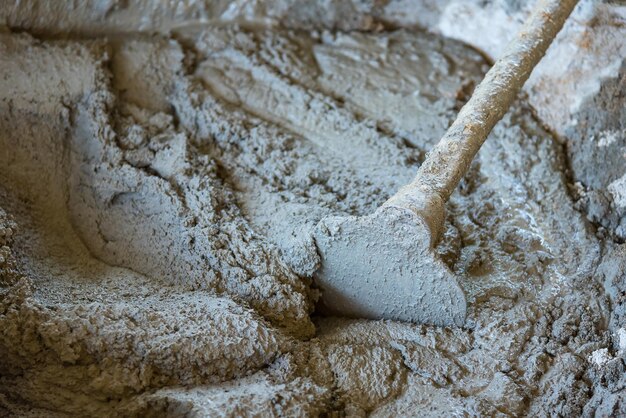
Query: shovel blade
[[313, 207, 466, 327]]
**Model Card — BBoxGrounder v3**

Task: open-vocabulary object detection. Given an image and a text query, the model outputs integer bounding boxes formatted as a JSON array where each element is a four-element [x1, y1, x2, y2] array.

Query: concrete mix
[[0, 1, 624, 416]]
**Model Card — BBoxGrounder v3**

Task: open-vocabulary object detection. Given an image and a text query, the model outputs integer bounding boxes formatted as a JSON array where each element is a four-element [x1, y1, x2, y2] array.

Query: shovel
[[313, 0, 579, 327]]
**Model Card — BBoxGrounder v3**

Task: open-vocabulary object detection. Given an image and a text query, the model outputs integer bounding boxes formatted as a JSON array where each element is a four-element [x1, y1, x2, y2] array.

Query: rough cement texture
[[0, 1, 625, 417]]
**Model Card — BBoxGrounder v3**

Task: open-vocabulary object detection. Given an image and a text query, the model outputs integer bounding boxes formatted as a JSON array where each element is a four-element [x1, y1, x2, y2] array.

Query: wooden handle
[[385, 0, 579, 236]]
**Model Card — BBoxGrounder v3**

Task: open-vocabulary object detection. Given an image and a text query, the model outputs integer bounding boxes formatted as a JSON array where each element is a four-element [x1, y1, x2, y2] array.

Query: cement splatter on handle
[[386, 0, 580, 242]]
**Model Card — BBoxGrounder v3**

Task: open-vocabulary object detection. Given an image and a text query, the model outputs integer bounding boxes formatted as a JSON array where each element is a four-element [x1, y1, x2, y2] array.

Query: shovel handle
[[385, 0, 579, 230]]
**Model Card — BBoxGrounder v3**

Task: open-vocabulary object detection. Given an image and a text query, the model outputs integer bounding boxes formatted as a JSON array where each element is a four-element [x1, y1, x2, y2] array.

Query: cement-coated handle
[[384, 0, 579, 241]]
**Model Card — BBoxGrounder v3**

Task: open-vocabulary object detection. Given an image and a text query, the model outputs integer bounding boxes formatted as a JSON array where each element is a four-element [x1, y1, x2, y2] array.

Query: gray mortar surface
[[0, 2, 625, 417]]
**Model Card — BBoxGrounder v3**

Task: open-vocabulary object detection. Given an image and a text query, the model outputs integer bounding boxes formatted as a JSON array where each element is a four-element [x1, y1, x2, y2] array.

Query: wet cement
[[1, 2, 625, 417]]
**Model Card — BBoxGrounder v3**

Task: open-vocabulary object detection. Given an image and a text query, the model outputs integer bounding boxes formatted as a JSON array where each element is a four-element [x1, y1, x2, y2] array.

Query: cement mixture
[[1, 1, 625, 417]]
